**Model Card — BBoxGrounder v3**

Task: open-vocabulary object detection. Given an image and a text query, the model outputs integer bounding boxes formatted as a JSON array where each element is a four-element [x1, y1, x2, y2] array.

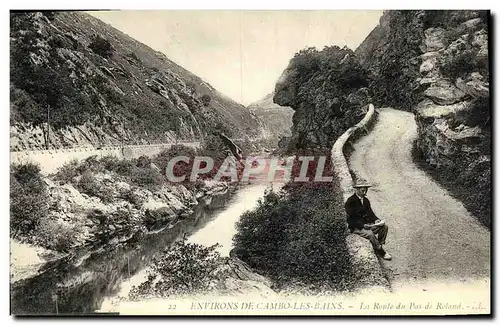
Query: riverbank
[[10, 182, 278, 315], [10, 181, 243, 314], [9, 149, 235, 285], [99, 183, 281, 313], [10, 239, 67, 283]]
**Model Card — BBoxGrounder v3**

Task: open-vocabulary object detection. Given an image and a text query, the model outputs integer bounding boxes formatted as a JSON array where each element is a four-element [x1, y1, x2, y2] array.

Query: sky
[[90, 10, 383, 106]]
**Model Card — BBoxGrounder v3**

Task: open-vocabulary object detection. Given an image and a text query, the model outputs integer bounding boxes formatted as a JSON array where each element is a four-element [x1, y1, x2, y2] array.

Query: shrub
[[129, 237, 227, 299], [36, 218, 83, 252], [274, 45, 371, 150], [125, 51, 141, 64], [129, 166, 164, 190], [153, 145, 198, 188], [10, 163, 49, 237], [121, 187, 147, 209], [154, 145, 197, 173], [98, 155, 119, 171], [200, 94, 211, 106], [11, 14, 98, 130], [136, 155, 151, 168], [76, 169, 113, 203], [88, 35, 115, 59], [52, 159, 80, 183], [457, 96, 490, 128], [77, 169, 98, 194], [233, 170, 355, 290]]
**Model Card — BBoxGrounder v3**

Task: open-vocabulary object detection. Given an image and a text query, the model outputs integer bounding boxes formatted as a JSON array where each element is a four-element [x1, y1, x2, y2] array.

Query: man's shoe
[[382, 252, 392, 260]]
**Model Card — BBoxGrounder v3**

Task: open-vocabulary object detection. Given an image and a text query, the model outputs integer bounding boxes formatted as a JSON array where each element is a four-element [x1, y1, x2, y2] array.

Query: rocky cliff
[[357, 10, 490, 227], [10, 11, 265, 151], [273, 46, 371, 152], [247, 92, 294, 147]]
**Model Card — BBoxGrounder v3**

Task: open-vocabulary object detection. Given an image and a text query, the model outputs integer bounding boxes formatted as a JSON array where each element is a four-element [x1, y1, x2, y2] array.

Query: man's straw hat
[[353, 179, 372, 188]]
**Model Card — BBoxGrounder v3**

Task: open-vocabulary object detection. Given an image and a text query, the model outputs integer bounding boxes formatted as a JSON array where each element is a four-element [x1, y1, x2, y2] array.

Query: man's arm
[[364, 198, 379, 223]]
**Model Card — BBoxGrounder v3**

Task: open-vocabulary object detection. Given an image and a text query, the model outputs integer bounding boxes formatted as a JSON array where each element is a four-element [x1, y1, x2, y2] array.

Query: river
[[10, 182, 278, 315]]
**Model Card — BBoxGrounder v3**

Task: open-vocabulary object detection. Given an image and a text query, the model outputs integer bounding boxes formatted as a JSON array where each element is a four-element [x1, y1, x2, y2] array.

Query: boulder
[[424, 27, 447, 52], [419, 77, 438, 86], [419, 59, 435, 74], [472, 30, 488, 51], [415, 99, 470, 119], [424, 80, 467, 105], [456, 77, 489, 98], [461, 18, 483, 31], [420, 51, 441, 60]]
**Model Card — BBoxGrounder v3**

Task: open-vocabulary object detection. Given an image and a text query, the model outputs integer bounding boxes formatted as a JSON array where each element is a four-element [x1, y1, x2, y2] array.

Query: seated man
[[345, 180, 392, 260]]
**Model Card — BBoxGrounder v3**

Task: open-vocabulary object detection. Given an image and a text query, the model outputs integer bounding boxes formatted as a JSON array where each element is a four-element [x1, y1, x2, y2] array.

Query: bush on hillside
[[88, 35, 115, 59], [10, 163, 49, 237], [129, 237, 227, 299], [76, 169, 113, 203], [129, 167, 164, 190], [437, 33, 489, 82], [233, 164, 354, 290], [200, 94, 211, 106], [36, 218, 83, 252]]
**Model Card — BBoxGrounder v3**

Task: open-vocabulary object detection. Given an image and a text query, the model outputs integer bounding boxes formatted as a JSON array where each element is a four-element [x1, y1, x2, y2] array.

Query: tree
[[88, 35, 115, 59], [201, 94, 211, 106]]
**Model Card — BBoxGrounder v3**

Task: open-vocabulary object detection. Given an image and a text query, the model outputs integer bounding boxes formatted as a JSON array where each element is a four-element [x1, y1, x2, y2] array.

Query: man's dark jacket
[[345, 193, 378, 232]]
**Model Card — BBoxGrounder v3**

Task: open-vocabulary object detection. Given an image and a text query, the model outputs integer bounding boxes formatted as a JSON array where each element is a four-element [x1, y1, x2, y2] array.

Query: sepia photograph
[[8, 8, 491, 316]]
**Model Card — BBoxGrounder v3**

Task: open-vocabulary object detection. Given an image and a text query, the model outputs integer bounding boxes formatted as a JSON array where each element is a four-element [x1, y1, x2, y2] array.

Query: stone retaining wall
[[331, 104, 390, 290], [10, 142, 200, 175]]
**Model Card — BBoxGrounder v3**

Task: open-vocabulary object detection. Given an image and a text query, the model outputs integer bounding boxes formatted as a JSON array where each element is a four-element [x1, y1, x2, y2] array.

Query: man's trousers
[[353, 224, 388, 251]]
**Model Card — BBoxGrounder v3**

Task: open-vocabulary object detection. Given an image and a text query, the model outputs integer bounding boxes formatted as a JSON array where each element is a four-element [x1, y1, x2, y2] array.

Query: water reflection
[[10, 188, 235, 315]]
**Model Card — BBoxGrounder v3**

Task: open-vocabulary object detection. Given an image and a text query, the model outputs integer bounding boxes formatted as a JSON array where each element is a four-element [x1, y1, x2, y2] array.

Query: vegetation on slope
[[273, 46, 371, 152], [233, 150, 356, 291], [10, 11, 264, 149]]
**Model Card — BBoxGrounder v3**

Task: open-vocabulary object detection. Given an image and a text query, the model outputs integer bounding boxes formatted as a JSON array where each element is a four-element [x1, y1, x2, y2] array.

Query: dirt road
[[349, 107, 490, 290]]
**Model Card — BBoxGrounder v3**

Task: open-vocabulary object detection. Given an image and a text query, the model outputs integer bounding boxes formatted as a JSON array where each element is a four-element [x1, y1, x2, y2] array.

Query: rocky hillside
[[10, 154, 230, 257], [273, 46, 371, 152], [10, 11, 265, 151], [247, 92, 294, 144], [356, 10, 490, 227]]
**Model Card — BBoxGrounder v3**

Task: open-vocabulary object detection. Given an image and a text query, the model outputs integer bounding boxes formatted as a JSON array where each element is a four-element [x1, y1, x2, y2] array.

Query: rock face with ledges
[[357, 10, 490, 226], [423, 80, 467, 105], [247, 92, 294, 147]]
